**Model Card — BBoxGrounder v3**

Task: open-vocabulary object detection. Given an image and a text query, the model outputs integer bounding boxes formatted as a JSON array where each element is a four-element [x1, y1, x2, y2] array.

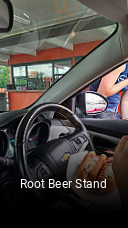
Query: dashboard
[[0, 109, 72, 160], [0, 116, 48, 158]]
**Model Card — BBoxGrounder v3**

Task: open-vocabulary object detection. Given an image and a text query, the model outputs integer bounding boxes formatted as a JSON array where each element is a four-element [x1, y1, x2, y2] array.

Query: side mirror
[[85, 91, 108, 115], [0, 0, 13, 32]]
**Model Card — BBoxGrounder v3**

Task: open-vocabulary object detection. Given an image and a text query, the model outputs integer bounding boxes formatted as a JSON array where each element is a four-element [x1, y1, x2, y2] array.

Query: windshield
[[0, 0, 116, 111]]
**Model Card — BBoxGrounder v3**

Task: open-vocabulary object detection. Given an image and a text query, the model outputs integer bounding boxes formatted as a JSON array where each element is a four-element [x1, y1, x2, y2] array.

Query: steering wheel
[[15, 103, 94, 203]]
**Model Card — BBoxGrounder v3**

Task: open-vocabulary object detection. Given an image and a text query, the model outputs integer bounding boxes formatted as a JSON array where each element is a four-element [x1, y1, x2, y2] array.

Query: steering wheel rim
[[15, 103, 94, 183]]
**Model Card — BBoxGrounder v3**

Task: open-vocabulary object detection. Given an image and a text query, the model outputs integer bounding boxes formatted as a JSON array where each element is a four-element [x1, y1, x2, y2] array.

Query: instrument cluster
[[26, 121, 49, 151], [0, 116, 50, 159]]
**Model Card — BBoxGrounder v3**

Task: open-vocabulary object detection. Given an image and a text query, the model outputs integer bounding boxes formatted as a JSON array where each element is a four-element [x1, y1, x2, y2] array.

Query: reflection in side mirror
[[86, 91, 108, 115], [0, 0, 13, 32]]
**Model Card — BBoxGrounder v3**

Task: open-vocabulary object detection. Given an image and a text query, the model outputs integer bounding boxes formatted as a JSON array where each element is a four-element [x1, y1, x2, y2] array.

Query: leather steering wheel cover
[[15, 102, 93, 180]]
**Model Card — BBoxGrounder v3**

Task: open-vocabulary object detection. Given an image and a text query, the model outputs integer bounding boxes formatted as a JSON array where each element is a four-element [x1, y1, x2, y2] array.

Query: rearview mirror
[[0, 0, 13, 32], [86, 91, 108, 115]]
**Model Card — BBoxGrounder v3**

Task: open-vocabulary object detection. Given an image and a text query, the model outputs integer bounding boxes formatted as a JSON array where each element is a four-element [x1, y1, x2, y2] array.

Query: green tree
[[0, 66, 10, 88]]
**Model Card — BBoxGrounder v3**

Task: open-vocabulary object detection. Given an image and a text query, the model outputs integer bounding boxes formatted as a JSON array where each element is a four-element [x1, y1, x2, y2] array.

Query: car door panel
[[82, 118, 128, 154], [82, 118, 128, 138], [88, 130, 119, 154]]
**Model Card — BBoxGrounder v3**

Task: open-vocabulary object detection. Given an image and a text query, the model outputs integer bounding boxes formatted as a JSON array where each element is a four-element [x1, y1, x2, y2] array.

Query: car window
[[75, 63, 128, 120], [0, 0, 116, 112]]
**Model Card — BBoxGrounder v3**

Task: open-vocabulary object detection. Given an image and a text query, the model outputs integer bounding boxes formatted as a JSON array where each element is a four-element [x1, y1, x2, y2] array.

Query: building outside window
[[53, 58, 72, 82], [12, 58, 73, 90], [13, 66, 27, 90], [27, 63, 53, 90]]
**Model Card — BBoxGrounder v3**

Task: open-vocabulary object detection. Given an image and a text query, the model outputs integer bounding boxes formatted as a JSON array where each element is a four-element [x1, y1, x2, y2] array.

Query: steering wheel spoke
[[28, 154, 53, 184], [65, 132, 89, 153]]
